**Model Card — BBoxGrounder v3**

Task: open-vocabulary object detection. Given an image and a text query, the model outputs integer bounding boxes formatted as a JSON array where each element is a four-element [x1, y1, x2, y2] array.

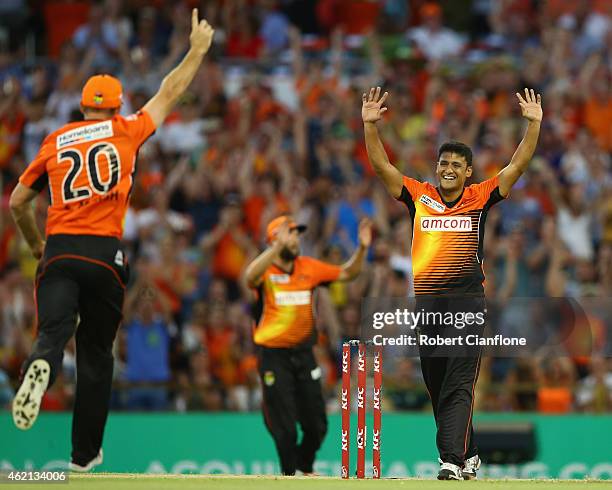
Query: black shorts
[[32, 234, 129, 384]]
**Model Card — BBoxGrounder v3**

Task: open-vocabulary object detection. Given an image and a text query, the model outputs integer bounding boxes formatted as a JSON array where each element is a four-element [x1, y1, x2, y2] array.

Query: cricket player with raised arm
[[362, 87, 542, 479], [245, 215, 372, 476], [9, 10, 213, 471]]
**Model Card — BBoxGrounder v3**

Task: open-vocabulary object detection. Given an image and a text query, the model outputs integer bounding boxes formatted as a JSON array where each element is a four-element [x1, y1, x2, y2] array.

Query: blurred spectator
[[407, 2, 465, 61], [558, 0, 611, 57], [575, 357, 612, 412], [122, 274, 173, 411], [22, 95, 58, 164], [259, 0, 291, 54], [537, 359, 575, 414], [72, 1, 123, 70], [0, 0, 27, 53], [506, 359, 539, 411], [0, 0, 610, 414], [157, 93, 206, 155], [201, 195, 256, 298], [0, 368, 13, 408], [226, 14, 264, 59], [385, 357, 429, 410], [0, 78, 25, 184], [556, 183, 595, 261]]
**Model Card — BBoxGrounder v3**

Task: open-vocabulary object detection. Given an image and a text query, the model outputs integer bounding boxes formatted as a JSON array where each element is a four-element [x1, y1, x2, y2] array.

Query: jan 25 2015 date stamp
[[0, 471, 69, 484]]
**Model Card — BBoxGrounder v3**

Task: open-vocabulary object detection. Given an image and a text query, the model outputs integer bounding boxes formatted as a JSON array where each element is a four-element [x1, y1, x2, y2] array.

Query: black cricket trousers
[[258, 346, 327, 475], [417, 296, 485, 467], [26, 234, 128, 466], [419, 353, 481, 465]]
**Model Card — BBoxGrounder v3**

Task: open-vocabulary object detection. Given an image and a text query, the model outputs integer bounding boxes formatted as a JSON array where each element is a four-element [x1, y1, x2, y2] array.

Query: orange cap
[[420, 2, 442, 18], [81, 74, 123, 109], [266, 216, 307, 243]]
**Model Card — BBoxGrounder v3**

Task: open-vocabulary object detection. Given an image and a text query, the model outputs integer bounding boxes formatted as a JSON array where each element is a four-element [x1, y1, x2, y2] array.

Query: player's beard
[[280, 246, 298, 261]]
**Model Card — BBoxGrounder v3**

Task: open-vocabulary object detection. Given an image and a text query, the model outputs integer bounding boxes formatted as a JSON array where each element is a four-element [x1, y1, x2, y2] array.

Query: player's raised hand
[[358, 219, 373, 248], [190, 8, 214, 56], [516, 88, 542, 123], [362, 87, 389, 124]]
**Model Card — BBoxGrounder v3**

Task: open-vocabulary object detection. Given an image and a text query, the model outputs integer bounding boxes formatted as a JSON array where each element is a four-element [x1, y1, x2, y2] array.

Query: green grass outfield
[[5, 474, 611, 490]]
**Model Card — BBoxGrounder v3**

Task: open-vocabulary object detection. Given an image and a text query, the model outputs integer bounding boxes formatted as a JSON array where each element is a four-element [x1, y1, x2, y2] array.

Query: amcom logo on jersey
[[421, 216, 472, 232]]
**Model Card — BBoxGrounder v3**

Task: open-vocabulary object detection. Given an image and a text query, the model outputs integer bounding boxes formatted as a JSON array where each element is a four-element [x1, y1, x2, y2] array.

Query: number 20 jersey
[[398, 175, 505, 296], [19, 111, 156, 238]]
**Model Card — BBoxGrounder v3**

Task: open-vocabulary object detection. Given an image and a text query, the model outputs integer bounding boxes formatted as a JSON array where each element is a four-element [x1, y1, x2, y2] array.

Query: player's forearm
[[159, 47, 205, 105], [245, 243, 282, 287], [509, 121, 541, 173], [364, 122, 402, 198], [498, 121, 541, 196], [10, 204, 44, 253], [341, 244, 367, 281]]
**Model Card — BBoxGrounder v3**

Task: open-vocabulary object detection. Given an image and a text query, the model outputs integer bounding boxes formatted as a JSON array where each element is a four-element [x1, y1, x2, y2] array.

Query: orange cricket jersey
[[398, 175, 505, 296], [253, 256, 342, 348], [19, 111, 156, 238]]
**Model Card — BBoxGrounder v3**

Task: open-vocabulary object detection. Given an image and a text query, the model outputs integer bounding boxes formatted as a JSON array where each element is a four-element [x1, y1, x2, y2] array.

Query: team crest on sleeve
[[419, 194, 446, 213], [263, 371, 275, 386]]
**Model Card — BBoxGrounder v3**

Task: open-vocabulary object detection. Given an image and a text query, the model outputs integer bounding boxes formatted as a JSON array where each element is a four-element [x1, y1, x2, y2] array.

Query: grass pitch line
[[11, 474, 612, 490]]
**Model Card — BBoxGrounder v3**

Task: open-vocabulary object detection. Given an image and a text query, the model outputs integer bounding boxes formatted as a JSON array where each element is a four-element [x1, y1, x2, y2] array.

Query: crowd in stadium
[[0, 0, 610, 414]]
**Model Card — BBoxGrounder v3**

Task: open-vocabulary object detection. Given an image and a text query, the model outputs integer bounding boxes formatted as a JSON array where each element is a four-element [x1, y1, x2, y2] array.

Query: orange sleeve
[[305, 257, 342, 286], [19, 137, 52, 192], [121, 110, 156, 148], [399, 176, 424, 200], [471, 175, 505, 207]]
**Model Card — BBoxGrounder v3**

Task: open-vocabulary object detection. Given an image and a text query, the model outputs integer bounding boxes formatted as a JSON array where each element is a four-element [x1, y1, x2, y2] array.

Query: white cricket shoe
[[438, 462, 463, 480], [463, 455, 481, 480], [69, 449, 104, 472], [12, 359, 50, 430]]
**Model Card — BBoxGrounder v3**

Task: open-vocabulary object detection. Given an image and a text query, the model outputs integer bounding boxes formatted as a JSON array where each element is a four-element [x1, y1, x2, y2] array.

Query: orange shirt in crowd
[[0, 112, 25, 170], [537, 387, 572, 413], [317, 0, 381, 34], [212, 229, 248, 281], [545, 0, 611, 17], [205, 326, 239, 386], [296, 76, 339, 115], [584, 97, 612, 152], [243, 194, 290, 242]]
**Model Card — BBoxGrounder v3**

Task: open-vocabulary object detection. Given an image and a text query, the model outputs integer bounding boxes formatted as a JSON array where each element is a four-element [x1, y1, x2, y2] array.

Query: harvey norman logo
[[57, 121, 113, 149], [421, 216, 472, 232]]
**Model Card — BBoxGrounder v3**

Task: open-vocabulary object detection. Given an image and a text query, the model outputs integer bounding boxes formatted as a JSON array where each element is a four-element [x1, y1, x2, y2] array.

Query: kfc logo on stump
[[342, 349, 349, 374], [341, 388, 349, 411]]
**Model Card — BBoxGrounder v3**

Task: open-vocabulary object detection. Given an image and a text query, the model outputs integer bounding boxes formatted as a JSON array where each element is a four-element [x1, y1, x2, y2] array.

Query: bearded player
[[362, 87, 542, 479], [10, 10, 213, 471], [245, 215, 372, 476]]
